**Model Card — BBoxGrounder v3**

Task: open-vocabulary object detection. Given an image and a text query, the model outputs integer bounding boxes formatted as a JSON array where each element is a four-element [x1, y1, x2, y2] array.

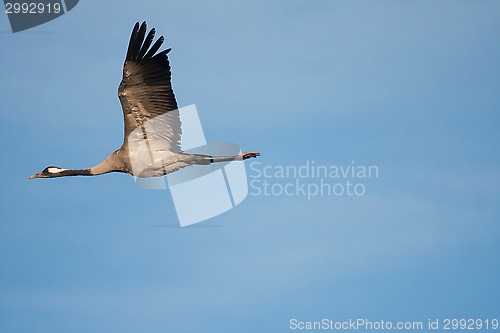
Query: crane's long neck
[[60, 166, 116, 176], [57, 151, 124, 177], [89, 150, 125, 175], [59, 168, 93, 176]]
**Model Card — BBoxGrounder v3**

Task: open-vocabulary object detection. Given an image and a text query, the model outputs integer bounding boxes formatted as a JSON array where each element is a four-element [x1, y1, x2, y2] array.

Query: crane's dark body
[[29, 22, 259, 180]]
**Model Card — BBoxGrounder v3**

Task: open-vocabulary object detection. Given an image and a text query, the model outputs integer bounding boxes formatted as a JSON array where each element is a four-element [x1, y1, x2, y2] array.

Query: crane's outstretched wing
[[118, 22, 181, 152]]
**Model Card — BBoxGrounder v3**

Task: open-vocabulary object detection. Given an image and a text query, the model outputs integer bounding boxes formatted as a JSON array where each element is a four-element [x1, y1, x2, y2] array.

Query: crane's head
[[28, 166, 67, 179]]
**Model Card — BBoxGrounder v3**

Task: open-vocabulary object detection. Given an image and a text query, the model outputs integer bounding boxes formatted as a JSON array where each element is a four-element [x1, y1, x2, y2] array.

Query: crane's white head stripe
[[47, 167, 67, 174]]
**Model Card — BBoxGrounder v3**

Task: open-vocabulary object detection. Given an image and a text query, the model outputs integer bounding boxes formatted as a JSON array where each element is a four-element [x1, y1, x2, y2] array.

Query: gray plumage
[[29, 22, 259, 180]]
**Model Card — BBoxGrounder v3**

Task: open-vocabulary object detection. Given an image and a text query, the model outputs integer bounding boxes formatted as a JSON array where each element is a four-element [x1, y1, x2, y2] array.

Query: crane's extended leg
[[209, 152, 260, 163], [242, 152, 260, 160]]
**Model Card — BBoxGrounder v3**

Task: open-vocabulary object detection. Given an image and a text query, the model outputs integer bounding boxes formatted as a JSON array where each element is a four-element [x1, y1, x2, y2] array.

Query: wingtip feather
[[125, 22, 171, 62]]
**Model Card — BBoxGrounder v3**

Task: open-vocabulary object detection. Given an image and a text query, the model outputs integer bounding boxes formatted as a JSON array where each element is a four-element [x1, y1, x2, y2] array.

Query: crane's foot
[[242, 152, 260, 160]]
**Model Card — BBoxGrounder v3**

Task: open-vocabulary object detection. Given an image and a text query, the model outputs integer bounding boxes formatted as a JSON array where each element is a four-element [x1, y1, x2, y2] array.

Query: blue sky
[[1, 1, 499, 332]]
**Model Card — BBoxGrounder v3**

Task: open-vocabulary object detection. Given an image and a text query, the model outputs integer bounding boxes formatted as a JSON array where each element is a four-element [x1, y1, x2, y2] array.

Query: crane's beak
[[28, 172, 43, 179]]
